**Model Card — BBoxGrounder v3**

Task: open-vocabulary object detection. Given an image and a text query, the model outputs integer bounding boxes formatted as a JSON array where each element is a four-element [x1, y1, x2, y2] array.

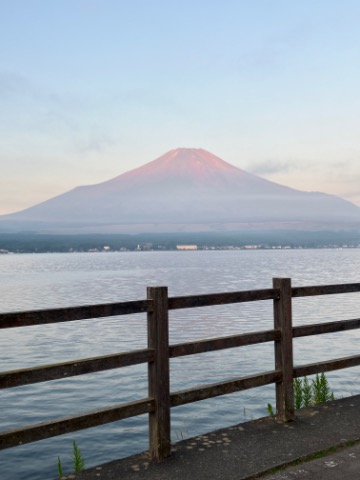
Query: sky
[[1, 0, 360, 215]]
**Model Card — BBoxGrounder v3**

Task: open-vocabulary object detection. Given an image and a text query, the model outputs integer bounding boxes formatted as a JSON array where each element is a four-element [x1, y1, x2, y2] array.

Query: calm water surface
[[1, 250, 360, 480]]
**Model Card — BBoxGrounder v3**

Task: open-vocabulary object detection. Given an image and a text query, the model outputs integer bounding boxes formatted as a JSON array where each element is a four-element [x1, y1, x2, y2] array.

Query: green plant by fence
[[1, 278, 360, 460]]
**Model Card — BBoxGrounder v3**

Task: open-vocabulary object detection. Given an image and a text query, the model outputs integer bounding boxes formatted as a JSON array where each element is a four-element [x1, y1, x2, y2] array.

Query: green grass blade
[[73, 440, 85, 472]]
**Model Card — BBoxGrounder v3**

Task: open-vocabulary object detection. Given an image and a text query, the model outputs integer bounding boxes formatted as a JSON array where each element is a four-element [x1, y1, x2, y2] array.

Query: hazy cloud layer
[[247, 159, 296, 175]]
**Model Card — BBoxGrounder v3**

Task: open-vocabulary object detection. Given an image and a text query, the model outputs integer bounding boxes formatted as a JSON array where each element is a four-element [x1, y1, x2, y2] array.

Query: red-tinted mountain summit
[[1, 148, 359, 233], [102, 148, 290, 193]]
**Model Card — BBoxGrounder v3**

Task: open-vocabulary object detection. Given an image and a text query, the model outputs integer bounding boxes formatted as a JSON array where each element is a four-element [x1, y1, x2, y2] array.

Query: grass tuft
[[57, 456, 63, 478], [73, 440, 85, 472], [57, 440, 85, 478], [294, 372, 335, 408]]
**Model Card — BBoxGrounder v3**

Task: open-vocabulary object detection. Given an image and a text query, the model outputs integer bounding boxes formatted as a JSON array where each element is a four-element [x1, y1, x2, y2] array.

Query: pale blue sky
[[1, 0, 360, 214]]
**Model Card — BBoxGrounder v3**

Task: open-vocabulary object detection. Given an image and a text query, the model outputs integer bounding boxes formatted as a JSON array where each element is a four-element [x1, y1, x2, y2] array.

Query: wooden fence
[[1, 278, 360, 460]]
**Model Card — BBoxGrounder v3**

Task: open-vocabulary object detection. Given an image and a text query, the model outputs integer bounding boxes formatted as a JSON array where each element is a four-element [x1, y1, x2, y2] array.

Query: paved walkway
[[264, 442, 360, 479], [69, 394, 360, 480]]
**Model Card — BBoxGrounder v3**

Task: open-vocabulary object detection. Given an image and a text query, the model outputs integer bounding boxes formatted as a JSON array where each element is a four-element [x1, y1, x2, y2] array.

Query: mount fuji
[[1, 148, 359, 233]]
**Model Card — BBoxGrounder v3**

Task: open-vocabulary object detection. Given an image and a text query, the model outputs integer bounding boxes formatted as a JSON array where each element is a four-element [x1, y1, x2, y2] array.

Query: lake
[[1, 249, 360, 480]]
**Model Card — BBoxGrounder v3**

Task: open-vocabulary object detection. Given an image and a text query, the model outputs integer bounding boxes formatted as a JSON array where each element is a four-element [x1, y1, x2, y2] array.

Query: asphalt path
[[66, 395, 360, 480]]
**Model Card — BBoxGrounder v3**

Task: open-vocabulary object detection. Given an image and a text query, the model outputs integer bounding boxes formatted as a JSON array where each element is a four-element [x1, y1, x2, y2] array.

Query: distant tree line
[[0, 229, 359, 253]]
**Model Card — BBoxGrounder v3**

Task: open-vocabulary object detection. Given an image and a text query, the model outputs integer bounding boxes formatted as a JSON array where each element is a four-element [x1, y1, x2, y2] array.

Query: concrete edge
[[246, 437, 360, 479]]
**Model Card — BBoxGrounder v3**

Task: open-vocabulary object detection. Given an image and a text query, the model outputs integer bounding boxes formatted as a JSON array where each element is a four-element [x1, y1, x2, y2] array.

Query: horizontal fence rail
[[293, 317, 360, 338], [170, 370, 282, 407], [0, 349, 154, 389], [169, 329, 281, 357], [0, 300, 151, 329], [1, 278, 360, 460], [0, 398, 154, 450], [168, 288, 278, 310], [294, 355, 360, 378], [292, 283, 360, 298]]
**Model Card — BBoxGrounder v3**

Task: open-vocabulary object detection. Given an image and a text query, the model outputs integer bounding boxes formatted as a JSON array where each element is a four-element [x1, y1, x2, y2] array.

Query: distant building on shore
[[176, 245, 198, 251]]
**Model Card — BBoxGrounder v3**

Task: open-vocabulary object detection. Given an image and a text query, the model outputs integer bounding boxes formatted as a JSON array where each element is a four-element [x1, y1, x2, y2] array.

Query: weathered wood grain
[[147, 287, 171, 460], [292, 283, 360, 298], [0, 300, 151, 329], [293, 318, 360, 338], [168, 288, 278, 310], [170, 370, 281, 407], [0, 398, 154, 450], [0, 349, 154, 389], [273, 278, 294, 422], [169, 329, 280, 358], [294, 355, 360, 377]]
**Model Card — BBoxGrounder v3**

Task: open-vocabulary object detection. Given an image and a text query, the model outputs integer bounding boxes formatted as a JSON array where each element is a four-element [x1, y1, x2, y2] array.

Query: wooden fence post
[[273, 278, 294, 422], [147, 286, 171, 460]]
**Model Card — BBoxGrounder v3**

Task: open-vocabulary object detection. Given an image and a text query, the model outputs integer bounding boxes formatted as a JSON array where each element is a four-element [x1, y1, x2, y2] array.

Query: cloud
[[247, 157, 351, 177], [0, 70, 100, 149], [247, 159, 295, 175], [0, 70, 77, 125], [0, 72, 67, 107], [75, 129, 117, 154], [0, 71, 32, 97]]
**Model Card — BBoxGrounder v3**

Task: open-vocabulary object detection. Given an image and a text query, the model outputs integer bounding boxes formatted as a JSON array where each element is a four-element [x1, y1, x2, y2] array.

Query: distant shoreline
[[0, 229, 359, 254]]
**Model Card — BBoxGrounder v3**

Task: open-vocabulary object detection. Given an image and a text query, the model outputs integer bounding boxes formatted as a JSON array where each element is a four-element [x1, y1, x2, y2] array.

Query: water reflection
[[0, 250, 359, 480]]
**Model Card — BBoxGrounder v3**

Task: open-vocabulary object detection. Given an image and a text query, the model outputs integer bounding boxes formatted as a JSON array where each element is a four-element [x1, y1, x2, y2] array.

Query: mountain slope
[[1, 148, 359, 233]]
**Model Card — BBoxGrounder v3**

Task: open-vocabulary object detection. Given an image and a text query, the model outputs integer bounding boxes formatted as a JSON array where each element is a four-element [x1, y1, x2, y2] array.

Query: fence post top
[[147, 286, 168, 294], [273, 277, 292, 286]]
